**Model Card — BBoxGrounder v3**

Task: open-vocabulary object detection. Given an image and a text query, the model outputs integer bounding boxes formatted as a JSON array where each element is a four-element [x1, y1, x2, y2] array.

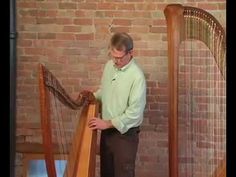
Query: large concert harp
[[38, 63, 99, 177], [164, 4, 226, 177]]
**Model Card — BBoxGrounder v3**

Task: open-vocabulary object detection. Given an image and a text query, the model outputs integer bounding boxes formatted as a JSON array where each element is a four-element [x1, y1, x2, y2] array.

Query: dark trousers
[[100, 127, 140, 177]]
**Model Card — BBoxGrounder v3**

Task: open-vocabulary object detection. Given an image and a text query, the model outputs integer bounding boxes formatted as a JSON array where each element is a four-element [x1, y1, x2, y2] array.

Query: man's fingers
[[88, 122, 98, 130], [88, 118, 97, 127]]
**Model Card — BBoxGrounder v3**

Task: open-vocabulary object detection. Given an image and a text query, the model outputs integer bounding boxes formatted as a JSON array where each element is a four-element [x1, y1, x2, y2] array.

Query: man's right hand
[[77, 90, 96, 105]]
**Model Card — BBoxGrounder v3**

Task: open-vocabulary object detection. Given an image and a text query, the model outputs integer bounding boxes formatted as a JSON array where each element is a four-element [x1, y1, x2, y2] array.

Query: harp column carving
[[164, 4, 184, 177]]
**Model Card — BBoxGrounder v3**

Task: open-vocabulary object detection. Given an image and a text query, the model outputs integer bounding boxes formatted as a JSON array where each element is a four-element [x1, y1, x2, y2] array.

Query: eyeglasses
[[109, 51, 129, 62]]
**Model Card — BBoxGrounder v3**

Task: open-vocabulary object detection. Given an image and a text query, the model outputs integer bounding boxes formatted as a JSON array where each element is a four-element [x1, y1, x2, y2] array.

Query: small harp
[[38, 63, 99, 177], [164, 4, 226, 177]]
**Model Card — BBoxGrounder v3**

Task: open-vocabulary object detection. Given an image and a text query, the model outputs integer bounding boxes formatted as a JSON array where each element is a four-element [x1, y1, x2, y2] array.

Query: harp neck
[[39, 64, 85, 109], [164, 4, 226, 79]]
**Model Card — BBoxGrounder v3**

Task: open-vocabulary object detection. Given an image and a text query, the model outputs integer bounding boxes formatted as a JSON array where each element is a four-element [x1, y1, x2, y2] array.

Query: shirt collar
[[113, 59, 134, 72]]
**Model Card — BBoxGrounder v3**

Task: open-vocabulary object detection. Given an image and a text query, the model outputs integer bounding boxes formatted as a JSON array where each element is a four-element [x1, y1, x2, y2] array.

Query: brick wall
[[15, 0, 226, 177]]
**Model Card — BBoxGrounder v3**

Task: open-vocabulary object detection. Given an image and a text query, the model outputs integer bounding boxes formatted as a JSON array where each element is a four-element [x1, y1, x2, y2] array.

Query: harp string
[[48, 71, 68, 176], [53, 80, 81, 177], [210, 13, 214, 176], [180, 9, 226, 176], [53, 90, 69, 177], [42, 65, 84, 177], [51, 92, 64, 176], [164, 4, 227, 177], [183, 16, 188, 177], [213, 18, 216, 176], [201, 12, 205, 177]]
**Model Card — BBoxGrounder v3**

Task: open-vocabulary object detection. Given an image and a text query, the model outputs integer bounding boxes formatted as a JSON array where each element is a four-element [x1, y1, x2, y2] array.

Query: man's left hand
[[88, 117, 113, 130]]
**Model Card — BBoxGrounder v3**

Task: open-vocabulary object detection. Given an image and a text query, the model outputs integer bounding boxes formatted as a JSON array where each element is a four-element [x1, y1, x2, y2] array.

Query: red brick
[[149, 103, 158, 110], [36, 18, 56, 24], [76, 33, 94, 40], [112, 19, 131, 26], [153, 19, 166, 26], [75, 10, 94, 17], [78, 3, 97, 10], [63, 26, 82, 32], [135, 3, 157, 10], [156, 3, 169, 10], [24, 48, 44, 55], [19, 33, 37, 39], [62, 79, 81, 85], [56, 18, 73, 25], [198, 3, 219, 10], [97, 3, 116, 10], [218, 3, 226, 10], [132, 19, 152, 26], [116, 4, 135, 10], [105, 11, 151, 18], [81, 79, 100, 86], [110, 27, 130, 33], [19, 55, 39, 62], [207, 0, 225, 1], [33, 40, 52, 47], [56, 33, 76, 40], [18, 17, 36, 24], [63, 49, 81, 55], [38, 33, 56, 39], [18, 40, 32, 47], [59, 3, 77, 9], [74, 19, 93, 25], [139, 50, 159, 57], [36, 2, 58, 9], [127, 0, 144, 2], [17, 2, 37, 8], [36, 10, 57, 17], [149, 26, 166, 33]]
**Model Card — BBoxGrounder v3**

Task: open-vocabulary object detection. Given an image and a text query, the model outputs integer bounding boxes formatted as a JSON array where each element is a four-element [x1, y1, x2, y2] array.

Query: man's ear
[[129, 49, 134, 56]]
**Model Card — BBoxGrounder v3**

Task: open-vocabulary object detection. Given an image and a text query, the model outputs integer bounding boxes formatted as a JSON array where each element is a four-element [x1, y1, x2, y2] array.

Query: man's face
[[110, 48, 132, 69]]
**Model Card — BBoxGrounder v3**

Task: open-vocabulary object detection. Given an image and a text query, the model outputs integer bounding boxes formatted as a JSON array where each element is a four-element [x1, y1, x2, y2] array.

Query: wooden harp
[[164, 4, 226, 177], [38, 63, 99, 177]]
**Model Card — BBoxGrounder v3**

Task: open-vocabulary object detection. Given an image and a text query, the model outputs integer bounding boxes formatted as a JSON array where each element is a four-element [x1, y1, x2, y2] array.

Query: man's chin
[[115, 64, 122, 69]]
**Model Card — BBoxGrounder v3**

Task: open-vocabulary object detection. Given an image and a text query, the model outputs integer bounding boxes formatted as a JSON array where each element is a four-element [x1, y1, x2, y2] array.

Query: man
[[80, 32, 146, 177]]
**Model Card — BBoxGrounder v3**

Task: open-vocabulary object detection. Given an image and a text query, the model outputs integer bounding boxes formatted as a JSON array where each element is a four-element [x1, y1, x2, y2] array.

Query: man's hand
[[88, 117, 114, 130], [77, 90, 96, 105]]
